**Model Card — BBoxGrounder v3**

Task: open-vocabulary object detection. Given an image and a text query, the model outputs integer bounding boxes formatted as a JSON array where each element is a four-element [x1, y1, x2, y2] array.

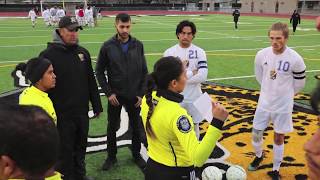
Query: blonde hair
[[268, 22, 289, 39]]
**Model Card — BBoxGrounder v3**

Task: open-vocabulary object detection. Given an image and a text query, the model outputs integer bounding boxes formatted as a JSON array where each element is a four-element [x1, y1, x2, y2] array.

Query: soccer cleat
[[248, 154, 264, 171], [267, 170, 281, 180]]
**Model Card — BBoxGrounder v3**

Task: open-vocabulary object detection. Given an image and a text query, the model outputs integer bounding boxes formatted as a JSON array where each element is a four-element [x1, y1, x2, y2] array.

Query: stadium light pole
[[62, 0, 65, 10], [40, 0, 43, 14], [84, 0, 88, 9]]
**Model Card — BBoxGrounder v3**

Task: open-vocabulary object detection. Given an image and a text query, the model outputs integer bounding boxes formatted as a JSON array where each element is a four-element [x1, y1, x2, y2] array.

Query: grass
[[0, 14, 319, 179]]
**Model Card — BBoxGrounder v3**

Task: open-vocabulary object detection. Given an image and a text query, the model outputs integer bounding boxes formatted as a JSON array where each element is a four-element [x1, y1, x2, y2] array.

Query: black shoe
[[267, 170, 281, 180], [133, 155, 146, 169], [101, 158, 117, 171], [248, 154, 264, 171]]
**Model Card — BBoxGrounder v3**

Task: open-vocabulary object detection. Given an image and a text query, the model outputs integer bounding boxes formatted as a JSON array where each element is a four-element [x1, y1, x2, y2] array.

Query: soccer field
[[0, 14, 319, 179]]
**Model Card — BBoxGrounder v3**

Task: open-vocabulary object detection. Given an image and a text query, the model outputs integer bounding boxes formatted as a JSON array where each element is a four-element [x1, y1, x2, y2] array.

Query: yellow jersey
[[141, 90, 222, 167], [19, 86, 57, 124], [9, 171, 62, 180]]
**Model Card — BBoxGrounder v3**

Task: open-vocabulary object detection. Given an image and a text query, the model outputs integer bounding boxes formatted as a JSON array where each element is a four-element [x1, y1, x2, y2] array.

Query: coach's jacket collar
[[157, 89, 184, 103]]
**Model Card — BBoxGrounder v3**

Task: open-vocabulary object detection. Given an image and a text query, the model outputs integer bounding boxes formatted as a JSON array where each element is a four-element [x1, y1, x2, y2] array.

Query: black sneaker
[[101, 158, 117, 171], [248, 154, 264, 171], [133, 155, 146, 169], [267, 170, 281, 180]]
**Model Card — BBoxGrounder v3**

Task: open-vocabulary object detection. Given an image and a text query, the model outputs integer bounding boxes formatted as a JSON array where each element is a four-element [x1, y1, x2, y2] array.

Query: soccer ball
[[202, 166, 223, 180], [226, 165, 247, 180]]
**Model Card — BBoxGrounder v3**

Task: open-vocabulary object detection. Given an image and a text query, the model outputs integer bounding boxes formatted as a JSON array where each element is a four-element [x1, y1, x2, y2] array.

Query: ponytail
[[145, 56, 184, 138], [145, 73, 156, 138], [11, 62, 27, 77]]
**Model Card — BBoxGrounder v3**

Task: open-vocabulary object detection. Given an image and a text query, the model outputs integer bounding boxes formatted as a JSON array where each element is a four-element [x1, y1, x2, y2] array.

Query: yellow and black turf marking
[[198, 82, 317, 180]]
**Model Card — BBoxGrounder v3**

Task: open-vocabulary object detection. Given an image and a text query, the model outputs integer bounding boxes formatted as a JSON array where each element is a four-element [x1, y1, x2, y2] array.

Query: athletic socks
[[252, 140, 263, 158], [273, 143, 284, 171]]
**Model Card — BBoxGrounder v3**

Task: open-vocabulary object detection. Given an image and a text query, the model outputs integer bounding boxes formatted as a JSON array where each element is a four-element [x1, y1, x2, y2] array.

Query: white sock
[[252, 140, 263, 158], [273, 143, 284, 171]]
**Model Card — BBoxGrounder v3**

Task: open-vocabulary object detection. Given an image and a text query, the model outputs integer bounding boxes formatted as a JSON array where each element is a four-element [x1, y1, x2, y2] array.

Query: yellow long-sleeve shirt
[[9, 171, 62, 180], [141, 90, 222, 167], [19, 86, 57, 124]]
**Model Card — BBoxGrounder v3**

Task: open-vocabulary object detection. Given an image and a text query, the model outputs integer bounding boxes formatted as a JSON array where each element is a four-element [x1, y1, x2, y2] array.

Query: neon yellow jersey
[[141, 91, 222, 167], [44, 172, 62, 180], [9, 171, 62, 180], [19, 86, 57, 124]]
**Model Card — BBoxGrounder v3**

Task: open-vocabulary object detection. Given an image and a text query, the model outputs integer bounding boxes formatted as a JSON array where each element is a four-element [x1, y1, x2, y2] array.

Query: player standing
[[248, 22, 306, 180], [163, 20, 208, 138], [28, 8, 37, 28]]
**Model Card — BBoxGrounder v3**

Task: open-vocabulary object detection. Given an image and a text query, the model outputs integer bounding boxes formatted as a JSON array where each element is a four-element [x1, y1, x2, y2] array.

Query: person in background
[[56, 6, 65, 24], [42, 7, 51, 27], [315, 16, 320, 31], [232, 9, 240, 30], [85, 6, 94, 28], [92, 6, 98, 27], [290, 10, 301, 34], [28, 8, 37, 28], [75, 5, 80, 23]]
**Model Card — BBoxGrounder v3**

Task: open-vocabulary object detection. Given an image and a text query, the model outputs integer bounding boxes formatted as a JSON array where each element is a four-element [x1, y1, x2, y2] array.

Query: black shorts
[[144, 158, 196, 180]]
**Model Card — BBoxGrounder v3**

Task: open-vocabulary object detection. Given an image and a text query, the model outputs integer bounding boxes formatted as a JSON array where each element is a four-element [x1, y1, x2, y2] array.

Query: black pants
[[145, 158, 196, 180], [234, 20, 238, 29], [56, 112, 89, 180], [293, 23, 298, 32], [107, 96, 144, 159]]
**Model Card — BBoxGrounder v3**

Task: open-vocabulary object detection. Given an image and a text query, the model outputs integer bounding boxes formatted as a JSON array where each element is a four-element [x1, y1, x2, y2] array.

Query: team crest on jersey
[[71, 17, 77, 23], [177, 115, 191, 133], [78, 53, 85, 61], [270, 70, 277, 80]]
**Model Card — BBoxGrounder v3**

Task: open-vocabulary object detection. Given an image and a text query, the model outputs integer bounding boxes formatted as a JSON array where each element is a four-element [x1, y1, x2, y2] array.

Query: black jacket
[[233, 10, 240, 22], [290, 13, 301, 24], [39, 30, 103, 114], [95, 35, 148, 99]]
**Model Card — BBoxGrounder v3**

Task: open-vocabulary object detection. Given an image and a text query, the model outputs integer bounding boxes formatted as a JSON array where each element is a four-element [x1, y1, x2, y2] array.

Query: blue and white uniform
[[164, 43, 208, 124], [254, 46, 306, 133]]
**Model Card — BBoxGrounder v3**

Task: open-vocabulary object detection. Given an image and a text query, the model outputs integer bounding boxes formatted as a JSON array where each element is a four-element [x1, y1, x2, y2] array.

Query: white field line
[[1, 33, 319, 47], [207, 69, 320, 81], [2, 58, 319, 81], [0, 31, 172, 39], [0, 31, 319, 40], [0, 23, 305, 30], [2, 44, 320, 63]]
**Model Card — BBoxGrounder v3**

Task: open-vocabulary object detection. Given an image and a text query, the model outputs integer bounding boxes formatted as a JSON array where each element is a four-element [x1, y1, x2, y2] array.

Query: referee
[[141, 56, 228, 180]]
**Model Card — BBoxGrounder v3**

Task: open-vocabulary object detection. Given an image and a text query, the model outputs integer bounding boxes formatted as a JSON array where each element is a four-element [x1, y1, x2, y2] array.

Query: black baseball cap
[[59, 16, 83, 31]]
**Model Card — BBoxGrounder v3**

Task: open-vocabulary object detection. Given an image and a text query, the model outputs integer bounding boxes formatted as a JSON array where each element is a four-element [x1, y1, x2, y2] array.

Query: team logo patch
[[270, 69, 277, 80], [177, 115, 191, 133], [78, 53, 85, 61], [71, 17, 77, 23]]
